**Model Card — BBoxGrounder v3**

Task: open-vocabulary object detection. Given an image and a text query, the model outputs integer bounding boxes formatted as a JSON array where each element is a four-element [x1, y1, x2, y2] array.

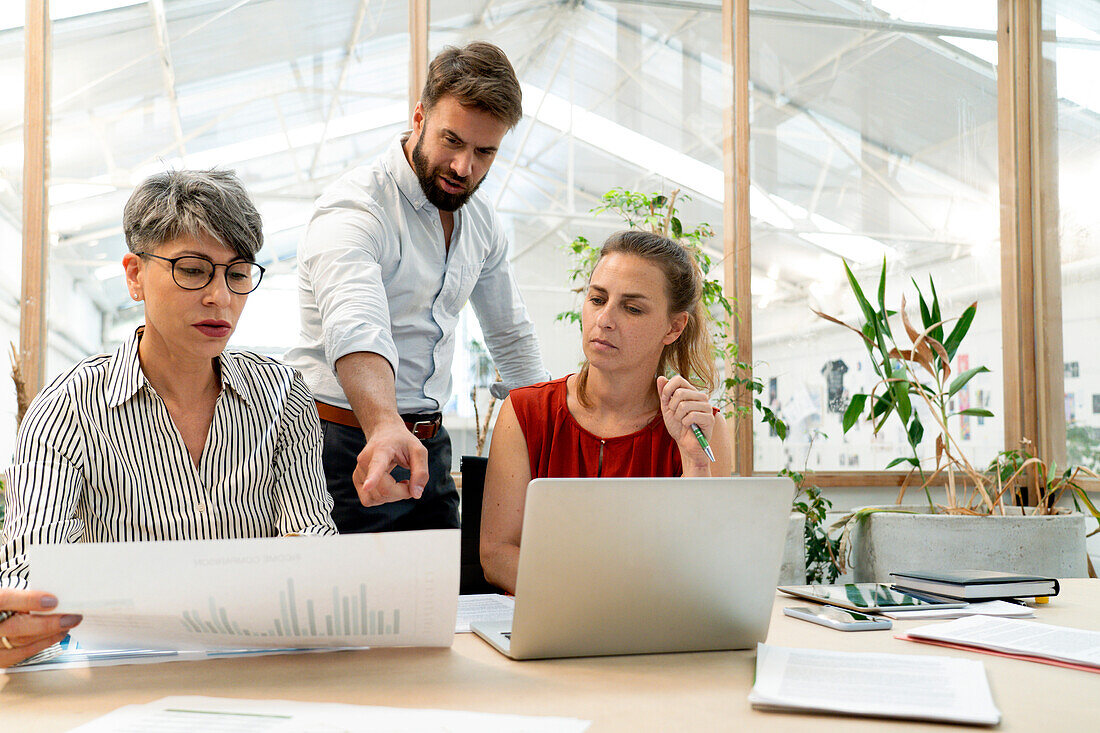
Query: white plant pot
[[848, 505, 1088, 583], [778, 513, 807, 586]]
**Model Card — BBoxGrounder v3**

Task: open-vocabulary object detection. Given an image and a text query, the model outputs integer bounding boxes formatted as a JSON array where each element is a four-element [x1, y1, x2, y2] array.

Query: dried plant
[[815, 260, 1100, 529], [10, 342, 29, 428]]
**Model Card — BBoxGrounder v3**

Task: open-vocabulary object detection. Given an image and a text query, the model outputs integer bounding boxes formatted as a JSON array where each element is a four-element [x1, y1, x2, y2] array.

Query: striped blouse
[[0, 328, 337, 588]]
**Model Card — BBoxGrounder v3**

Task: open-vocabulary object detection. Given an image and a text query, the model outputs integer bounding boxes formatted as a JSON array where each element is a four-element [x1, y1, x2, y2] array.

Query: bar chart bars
[[178, 578, 402, 639]]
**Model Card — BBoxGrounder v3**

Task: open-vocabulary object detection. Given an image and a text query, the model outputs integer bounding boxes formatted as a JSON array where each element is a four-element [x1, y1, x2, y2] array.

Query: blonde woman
[[481, 230, 732, 593]]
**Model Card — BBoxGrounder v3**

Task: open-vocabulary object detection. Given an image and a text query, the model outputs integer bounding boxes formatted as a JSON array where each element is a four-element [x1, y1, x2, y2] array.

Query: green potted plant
[[817, 261, 1099, 581]]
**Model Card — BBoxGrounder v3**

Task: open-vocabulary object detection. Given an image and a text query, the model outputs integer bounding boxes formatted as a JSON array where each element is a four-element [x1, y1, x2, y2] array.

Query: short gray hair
[[122, 169, 263, 260]]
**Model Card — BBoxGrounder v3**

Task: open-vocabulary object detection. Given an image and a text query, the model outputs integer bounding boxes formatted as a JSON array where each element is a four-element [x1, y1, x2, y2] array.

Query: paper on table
[[905, 615, 1100, 668], [2, 643, 365, 674], [65, 695, 592, 732], [455, 594, 514, 633], [748, 644, 1001, 726], [30, 531, 458, 651], [880, 600, 1034, 620]]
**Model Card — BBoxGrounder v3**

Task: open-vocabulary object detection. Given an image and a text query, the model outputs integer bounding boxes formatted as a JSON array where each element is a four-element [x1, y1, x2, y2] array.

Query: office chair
[[459, 455, 499, 595]]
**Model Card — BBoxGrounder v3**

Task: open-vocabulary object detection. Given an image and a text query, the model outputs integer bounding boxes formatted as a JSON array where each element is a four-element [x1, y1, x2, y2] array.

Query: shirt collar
[[216, 350, 252, 407], [385, 132, 434, 213], [104, 327, 252, 408], [105, 327, 147, 407]]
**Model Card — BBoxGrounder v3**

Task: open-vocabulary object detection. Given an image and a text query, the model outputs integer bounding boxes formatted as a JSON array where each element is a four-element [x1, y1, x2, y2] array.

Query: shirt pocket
[[436, 263, 481, 321]]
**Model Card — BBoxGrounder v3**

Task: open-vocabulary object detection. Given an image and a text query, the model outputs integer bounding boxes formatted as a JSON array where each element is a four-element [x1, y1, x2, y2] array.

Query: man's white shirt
[[285, 134, 548, 413]]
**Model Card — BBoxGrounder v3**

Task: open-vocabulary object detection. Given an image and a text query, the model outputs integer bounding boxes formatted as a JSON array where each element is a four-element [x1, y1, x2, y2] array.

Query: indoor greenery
[[780, 431, 841, 583], [816, 260, 1100, 571], [559, 188, 846, 581]]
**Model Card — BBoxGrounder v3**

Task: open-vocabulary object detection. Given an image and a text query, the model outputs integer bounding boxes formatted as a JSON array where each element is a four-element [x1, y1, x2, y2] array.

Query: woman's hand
[[657, 375, 716, 469], [0, 589, 82, 668]]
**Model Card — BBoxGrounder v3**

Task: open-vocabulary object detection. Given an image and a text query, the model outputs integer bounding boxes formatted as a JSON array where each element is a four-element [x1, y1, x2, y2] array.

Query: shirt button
[[196, 503, 206, 513]]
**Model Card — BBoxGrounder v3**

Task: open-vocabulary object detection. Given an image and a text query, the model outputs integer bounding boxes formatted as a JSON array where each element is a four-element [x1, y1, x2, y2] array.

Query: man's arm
[[301, 203, 428, 508], [468, 224, 550, 389], [335, 352, 429, 506]]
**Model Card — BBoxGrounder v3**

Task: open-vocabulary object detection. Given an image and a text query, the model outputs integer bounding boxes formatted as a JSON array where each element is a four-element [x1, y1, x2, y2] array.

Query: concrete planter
[[848, 505, 1088, 583], [778, 513, 807, 586]]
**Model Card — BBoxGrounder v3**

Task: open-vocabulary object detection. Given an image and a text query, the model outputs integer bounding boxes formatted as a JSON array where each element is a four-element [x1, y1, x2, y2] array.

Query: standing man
[[285, 42, 549, 533]]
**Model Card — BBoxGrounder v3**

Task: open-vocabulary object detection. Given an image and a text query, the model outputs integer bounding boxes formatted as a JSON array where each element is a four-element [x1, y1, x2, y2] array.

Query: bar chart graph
[[30, 530, 459, 650], [178, 578, 402, 640]]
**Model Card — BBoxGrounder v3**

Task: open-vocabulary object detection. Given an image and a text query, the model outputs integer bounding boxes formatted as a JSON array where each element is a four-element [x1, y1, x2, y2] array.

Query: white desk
[[3, 579, 1098, 731]]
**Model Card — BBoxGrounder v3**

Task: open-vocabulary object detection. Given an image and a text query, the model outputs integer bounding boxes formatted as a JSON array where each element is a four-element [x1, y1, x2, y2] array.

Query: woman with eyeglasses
[[0, 170, 336, 667]]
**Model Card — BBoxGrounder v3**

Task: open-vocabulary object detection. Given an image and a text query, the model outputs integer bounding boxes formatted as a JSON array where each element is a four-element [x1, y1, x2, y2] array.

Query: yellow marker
[[1034, 596, 1049, 604]]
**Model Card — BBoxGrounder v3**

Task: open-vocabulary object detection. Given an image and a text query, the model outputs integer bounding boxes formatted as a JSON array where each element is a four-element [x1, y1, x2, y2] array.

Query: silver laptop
[[472, 476, 793, 660]]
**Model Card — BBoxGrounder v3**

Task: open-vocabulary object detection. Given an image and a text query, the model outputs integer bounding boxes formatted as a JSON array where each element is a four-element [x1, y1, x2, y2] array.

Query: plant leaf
[[954, 408, 994, 417], [842, 393, 867, 432], [943, 302, 977, 360], [885, 456, 919, 469], [670, 216, 682, 238], [907, 413, 924, 446], [948, 366, 990, 398]]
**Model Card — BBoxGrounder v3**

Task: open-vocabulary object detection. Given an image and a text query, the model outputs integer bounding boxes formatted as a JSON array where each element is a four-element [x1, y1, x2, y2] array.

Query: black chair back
[[459, 455, 498, 594]]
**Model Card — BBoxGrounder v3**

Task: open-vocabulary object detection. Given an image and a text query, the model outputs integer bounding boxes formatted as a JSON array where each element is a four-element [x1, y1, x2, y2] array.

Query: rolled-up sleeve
[[271, 371, 338, 536], [469, 223, 550, 389], [301, 202, 400, 378], [0, 388, 87, 589]]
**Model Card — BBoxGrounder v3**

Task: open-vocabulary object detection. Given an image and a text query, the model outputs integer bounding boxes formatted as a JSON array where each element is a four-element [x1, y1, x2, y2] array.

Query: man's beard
[[411, 135, 484, 212]]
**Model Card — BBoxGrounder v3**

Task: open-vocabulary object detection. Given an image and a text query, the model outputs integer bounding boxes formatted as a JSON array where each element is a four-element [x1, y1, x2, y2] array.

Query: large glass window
[[44, 0, 408, 360], [430, 1, 724, 460], [0, 9, 24, 459], [1042, 1, 1100, 473], [748, 1, 1003, 474]]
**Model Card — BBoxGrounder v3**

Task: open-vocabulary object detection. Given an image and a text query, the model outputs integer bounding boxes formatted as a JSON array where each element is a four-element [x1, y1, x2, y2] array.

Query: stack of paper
[[903, 615, 1100, 671], [455, 594, 514, 633], [749, 644, 1001, 726], [67, 696, 591, 732]]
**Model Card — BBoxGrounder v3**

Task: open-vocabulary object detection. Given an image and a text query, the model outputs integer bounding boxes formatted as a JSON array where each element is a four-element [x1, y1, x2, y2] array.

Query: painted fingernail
[[60, 614, 82, 629], [40, 595, 59, 609]]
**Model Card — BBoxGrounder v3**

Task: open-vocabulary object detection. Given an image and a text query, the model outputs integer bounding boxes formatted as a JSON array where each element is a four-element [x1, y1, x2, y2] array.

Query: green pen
[[690, 423, 716, 462]]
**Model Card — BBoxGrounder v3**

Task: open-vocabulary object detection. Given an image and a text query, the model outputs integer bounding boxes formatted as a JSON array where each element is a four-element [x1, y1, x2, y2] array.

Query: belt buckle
[[410, 419, 437, 440]]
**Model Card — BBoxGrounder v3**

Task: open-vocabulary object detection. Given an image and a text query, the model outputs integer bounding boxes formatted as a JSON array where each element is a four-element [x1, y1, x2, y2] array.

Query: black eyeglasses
[[139, 253, 265, 294]]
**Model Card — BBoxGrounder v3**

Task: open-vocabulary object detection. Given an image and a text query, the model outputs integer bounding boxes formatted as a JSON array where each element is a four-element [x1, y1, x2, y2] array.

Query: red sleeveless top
[[510, 376, 683, 478]]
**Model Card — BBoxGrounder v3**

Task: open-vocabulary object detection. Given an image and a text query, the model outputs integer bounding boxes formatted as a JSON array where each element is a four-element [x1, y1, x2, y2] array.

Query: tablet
[[778, 583, 968, 612]]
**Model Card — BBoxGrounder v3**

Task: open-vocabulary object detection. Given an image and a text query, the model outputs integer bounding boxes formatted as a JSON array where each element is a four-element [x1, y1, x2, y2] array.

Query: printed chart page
[[749, 644, 1001, 726], [66, 696, 591, 733], [30, 531, 458, 651]]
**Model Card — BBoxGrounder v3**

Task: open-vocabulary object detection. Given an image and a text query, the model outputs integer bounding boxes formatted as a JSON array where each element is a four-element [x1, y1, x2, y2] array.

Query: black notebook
[[890, 570, 1059, 601]]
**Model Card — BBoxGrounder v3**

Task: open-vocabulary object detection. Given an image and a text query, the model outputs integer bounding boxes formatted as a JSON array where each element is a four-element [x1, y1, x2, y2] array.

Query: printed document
[[748, 644, 1001, 726], [455, 594, 514, 633], [905, 615, 1100, 668], [29, 531, 458, 651], [66, 695, 591, 732]]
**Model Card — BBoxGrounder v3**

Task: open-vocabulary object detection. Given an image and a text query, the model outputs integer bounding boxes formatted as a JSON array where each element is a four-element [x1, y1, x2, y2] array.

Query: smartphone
[[783, 605, 892, 631]]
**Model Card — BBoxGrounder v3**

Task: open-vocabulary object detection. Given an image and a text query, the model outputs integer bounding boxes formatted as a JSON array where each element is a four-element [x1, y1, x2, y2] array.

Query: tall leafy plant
[[816, 259, 1100, 528]]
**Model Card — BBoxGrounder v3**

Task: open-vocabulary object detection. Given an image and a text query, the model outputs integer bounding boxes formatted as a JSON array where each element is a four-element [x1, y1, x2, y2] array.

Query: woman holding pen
[[480, 229, 732, 594]]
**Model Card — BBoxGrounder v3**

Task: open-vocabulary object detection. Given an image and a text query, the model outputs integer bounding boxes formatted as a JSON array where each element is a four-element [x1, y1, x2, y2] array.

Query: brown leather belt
[[315, 401, 442, 440]]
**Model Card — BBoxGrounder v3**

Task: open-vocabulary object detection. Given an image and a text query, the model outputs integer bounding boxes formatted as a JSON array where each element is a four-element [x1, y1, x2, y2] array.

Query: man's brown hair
[[421, 42, 522, 129]]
